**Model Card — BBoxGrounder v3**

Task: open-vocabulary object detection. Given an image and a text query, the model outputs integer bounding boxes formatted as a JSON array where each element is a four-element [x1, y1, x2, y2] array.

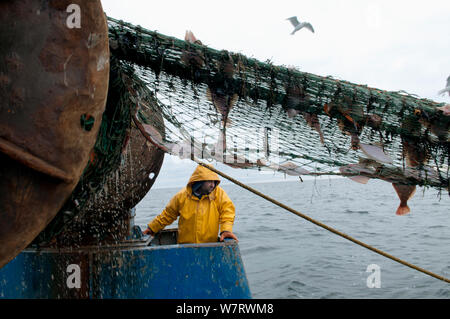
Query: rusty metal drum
[[43, 69, 166, 247], [0, 0, 110, 268], [50, 113, 166, 247]]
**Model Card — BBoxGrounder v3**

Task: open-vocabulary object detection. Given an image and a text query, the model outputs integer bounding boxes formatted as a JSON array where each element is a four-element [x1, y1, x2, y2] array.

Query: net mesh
[[32, 56, 145, 245], [107, 17, 449, 194]]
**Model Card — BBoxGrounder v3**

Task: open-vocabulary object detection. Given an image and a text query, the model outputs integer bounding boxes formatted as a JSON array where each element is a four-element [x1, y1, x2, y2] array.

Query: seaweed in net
[[106, 17, 448, 194]]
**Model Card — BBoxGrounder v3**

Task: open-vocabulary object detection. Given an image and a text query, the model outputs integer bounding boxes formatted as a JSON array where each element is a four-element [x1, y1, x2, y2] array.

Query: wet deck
[[0, 229, 251, 299]]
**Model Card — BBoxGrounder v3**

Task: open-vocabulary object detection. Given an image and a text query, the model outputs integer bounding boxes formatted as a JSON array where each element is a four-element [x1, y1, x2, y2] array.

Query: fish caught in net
[[107, 17, 449, 196], [31, 16, 450, 246]]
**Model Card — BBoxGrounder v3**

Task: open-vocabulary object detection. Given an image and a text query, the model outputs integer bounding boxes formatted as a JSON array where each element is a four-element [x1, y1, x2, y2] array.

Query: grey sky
[[102, 0, 450, 188]]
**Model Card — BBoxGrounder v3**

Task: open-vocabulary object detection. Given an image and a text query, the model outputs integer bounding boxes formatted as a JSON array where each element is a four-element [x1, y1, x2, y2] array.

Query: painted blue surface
[[0, 239, 251, 299]]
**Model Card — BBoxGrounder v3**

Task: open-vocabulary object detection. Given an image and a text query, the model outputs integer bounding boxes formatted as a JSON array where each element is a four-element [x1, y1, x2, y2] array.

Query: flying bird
[[438, 75, 450, 97], [286, 16, 314, 35]]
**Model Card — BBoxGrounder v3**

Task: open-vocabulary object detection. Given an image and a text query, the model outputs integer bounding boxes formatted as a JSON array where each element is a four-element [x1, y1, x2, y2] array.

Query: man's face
[[200, 180, 216, 194]]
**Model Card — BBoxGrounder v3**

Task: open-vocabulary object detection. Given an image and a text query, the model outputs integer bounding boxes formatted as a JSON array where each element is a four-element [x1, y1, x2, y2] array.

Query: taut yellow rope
[[195, 159, 450, 284]]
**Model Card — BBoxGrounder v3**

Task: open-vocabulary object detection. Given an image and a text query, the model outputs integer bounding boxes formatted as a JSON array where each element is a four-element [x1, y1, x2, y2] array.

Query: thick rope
[[194, 159, 450, 284], [132, 114, 449, 284]]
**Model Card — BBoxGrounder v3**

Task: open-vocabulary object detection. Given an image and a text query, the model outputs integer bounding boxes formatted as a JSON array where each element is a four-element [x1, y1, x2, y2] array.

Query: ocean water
[[135, 177, 450, 299]]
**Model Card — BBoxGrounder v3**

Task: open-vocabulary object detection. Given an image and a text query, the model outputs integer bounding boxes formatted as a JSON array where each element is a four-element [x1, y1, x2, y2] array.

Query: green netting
[[32, 57, 141, 245], [107, 17, 449, 194]]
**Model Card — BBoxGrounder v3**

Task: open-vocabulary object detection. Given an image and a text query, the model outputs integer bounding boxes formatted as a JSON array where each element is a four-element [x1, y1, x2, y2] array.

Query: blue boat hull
[[0, 231, 251, 299]]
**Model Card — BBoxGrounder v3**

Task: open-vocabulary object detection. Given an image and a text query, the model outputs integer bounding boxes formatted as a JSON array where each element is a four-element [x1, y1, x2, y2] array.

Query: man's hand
[[219, 231, 238, 242], [142, 227, 154, 236]]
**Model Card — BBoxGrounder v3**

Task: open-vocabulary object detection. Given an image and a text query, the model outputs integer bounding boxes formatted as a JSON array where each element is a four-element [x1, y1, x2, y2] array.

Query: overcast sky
[[102, 0, 450, 188]]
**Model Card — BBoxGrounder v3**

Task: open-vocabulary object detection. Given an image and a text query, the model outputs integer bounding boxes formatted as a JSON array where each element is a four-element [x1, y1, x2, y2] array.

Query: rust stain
[[0, 0, 110, 268]]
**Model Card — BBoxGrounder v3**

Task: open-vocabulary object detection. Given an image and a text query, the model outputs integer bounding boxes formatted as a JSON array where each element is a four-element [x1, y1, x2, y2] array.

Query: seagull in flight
[[438, 75, 450, 97], [286, 16, 314, 35]]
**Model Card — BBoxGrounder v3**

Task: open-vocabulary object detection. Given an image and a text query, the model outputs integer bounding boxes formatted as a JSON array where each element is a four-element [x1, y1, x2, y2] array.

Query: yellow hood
[[148, 163, 235, 244], [187, 164, 221, 187]]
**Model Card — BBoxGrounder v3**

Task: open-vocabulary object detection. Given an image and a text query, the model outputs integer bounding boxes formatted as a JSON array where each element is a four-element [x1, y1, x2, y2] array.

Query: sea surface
[[135, 177, 450, 299]]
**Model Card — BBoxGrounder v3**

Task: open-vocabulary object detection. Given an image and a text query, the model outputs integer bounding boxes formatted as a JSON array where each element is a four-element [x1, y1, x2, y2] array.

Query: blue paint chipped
[[0, 230, 251, 299]]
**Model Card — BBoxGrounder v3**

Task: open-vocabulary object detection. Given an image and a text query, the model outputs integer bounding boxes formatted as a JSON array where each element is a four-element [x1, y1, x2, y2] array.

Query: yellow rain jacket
[[147, 164, 235, 244]]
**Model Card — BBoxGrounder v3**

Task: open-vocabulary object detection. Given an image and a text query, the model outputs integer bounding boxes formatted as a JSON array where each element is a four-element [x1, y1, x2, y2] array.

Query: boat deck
[[0, 229, 251, 299]]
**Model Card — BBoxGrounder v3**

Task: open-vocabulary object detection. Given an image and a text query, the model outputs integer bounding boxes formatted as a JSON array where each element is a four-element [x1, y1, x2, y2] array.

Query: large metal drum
[[0, 0, 110, 268], [49, 93, 166, 247], [30, 59, 166, 247]]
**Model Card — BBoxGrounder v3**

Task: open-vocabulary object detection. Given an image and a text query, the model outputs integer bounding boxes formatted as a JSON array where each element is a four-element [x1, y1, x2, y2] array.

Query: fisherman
[[142, 164, 238, 243]]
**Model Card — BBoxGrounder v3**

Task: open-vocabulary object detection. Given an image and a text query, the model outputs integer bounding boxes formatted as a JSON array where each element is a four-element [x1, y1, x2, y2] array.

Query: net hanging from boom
[[107, 17, 449, 194]]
